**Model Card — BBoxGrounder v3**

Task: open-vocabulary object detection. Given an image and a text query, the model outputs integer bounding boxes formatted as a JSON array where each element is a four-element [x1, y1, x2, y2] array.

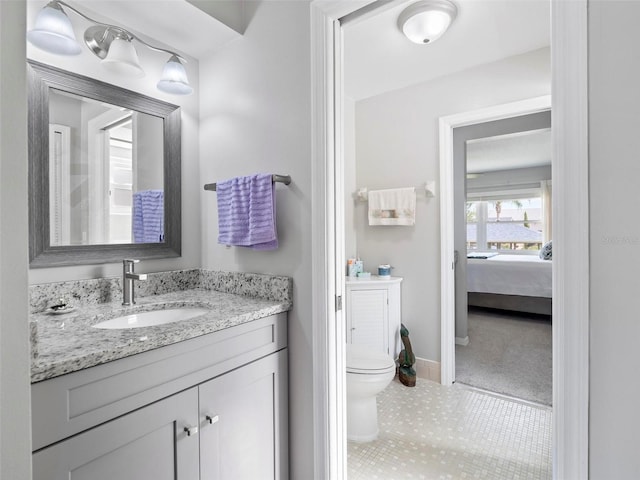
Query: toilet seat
[[346, 344, 396, 375]]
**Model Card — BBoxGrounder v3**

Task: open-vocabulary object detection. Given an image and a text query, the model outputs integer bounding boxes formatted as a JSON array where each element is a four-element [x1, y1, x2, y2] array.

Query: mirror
[[28, 60, 181, 267], [49, 89, 165, 246]]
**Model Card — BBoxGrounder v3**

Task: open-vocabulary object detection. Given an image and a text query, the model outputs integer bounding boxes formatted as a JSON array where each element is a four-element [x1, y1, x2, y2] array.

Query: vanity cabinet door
[[348, 289, 389, 353], [345, 277, 403, 357], [199, 349, 288, 480], [33, 387, 200, 480]]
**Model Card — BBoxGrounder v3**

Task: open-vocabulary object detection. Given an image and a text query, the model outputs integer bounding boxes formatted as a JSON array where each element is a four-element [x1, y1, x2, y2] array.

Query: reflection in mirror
[[29, 60, 181, 267], [49, 90, 164, 246]]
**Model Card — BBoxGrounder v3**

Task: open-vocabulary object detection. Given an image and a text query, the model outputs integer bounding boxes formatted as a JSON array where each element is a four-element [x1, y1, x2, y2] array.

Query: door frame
[[310, 1, 589, 479], [439, 94, 552, 387], [48, 123, 71, 245]]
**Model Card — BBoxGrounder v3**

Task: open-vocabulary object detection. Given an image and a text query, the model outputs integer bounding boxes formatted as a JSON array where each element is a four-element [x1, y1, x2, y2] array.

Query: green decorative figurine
[[398, 323, 416, 387]]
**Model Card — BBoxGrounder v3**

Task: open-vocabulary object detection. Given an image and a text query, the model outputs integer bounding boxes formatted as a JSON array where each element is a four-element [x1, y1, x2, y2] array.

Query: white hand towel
[[368, 187, 416, 226]]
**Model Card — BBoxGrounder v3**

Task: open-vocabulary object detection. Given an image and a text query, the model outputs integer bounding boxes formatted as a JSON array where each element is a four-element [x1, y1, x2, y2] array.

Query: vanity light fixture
[[157, 55, 194, 96], [27, 1, 82, 55], [100, 35, 145, 78], [27, 0, 193, 95], [397, 0, 458, 45]]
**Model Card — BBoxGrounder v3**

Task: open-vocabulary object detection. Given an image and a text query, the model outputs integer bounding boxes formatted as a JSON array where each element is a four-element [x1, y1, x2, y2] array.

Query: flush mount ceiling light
[[27, 1, 193, 95], [398, 0, 458, 45]]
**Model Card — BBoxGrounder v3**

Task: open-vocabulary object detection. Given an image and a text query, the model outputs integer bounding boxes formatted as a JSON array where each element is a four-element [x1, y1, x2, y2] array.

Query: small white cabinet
[[32, 314, 288, 480], [345, 276, 402, 357]]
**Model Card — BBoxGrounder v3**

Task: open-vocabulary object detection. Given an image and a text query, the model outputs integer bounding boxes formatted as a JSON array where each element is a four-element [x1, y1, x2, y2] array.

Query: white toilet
[[346, 343, 396, 442]]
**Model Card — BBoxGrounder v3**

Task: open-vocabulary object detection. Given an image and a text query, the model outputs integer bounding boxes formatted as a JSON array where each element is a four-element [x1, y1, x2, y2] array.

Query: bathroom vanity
[[29, 270, 291, 480]]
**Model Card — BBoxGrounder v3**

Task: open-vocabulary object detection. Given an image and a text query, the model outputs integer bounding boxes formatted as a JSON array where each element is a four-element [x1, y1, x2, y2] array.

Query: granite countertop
[[31, 288, 291, 383]]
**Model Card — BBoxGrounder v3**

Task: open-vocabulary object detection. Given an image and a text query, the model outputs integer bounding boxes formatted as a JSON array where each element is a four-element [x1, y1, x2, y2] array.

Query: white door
[[105, 117, 134, 243], [48, 124, 71, 246]]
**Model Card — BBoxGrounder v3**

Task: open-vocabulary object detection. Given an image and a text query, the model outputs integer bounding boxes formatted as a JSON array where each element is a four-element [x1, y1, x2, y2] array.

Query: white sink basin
[[93, 308, 210, 329]]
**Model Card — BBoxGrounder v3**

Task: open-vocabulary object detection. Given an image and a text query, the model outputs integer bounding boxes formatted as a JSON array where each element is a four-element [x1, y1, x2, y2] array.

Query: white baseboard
[[455, 336, 469, 346], [415, 357, 441, 383]]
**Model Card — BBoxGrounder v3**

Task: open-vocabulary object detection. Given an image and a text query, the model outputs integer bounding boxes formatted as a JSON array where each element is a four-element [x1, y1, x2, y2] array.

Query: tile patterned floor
[[347, 378, 551, 480]]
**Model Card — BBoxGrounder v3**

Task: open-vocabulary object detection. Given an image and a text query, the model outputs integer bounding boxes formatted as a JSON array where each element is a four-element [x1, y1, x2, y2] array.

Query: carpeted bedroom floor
[[455, 307, 552, 406]]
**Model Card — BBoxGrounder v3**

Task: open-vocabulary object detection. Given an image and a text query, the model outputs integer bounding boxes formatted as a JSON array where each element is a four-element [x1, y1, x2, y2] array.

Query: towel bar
[[356, 181, 435, 201], [204, 174, 291, 191]]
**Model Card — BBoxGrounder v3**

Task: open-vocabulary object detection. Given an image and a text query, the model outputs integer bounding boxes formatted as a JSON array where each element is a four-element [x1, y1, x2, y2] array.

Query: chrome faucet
[[122, 259, 147, 306]]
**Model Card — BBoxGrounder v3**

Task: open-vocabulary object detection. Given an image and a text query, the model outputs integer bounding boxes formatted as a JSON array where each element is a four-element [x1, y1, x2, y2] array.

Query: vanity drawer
[[32, 313, 287, 451]]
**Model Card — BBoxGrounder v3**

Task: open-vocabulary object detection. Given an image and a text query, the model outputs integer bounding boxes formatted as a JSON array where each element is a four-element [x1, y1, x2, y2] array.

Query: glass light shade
[[402, 10, 452, 44], [101, 38, 145, 78], [157, 56, 193, 95], [27, 3, 82, 55], [398, 0, 457, 45]]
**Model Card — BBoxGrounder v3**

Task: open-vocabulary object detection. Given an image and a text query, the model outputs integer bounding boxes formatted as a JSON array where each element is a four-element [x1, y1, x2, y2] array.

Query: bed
[[466, 253, 552, 315]]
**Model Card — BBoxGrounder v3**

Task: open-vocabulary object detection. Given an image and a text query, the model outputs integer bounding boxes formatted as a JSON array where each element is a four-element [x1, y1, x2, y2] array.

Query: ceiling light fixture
[[27, 0, 193, 95], [398, 0, 458, 45]]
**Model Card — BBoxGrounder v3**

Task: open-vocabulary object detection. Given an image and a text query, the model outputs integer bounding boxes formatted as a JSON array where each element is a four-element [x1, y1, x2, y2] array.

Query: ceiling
[[466, 128, 551, 173], [344, 0, 551, 100]]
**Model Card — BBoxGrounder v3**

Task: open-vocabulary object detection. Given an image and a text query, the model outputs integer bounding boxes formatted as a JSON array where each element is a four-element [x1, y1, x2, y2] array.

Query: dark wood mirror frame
[[28, 60, 181, 267]]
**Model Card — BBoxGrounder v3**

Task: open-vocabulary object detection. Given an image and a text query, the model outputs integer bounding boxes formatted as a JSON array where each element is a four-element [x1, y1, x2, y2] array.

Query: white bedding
[[466, 254, 552, 298]]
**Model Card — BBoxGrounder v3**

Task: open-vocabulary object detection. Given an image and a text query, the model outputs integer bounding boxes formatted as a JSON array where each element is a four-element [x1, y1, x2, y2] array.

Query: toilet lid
[[346, 344, 396, 374]]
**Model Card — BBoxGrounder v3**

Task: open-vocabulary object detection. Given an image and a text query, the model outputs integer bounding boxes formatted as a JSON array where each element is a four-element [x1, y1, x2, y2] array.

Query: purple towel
[[216, 173, 278, 250], [132, 190, 164, 243]]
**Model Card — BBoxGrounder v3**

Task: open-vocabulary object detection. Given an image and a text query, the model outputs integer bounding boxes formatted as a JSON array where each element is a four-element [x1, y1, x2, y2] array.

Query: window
[[467, 194, 544, 253]]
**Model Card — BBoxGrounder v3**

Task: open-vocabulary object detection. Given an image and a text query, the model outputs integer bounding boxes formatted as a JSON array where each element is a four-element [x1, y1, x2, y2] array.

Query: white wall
[[350, 48, 550, 362], [589, 2, 640, 477], [198, 1, 313, 477], [26, 3, 202, 284], [0, 2, 32, 479]]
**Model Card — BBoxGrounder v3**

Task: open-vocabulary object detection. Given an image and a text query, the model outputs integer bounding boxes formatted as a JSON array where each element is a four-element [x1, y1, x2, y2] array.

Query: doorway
[[310, 1, 589, 479], [452, 109, 553, 405]]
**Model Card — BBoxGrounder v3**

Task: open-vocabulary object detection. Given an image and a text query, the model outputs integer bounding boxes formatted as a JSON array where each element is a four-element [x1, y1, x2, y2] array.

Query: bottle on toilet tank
[[377, 264, 391, 279], [347, 258, 357, 277], [355, 259, 363, 275]]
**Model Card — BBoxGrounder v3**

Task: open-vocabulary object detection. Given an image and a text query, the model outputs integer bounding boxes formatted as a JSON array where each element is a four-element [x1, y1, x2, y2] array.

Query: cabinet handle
[[205, 415, 220, 425], [184, 426, 198, 436]]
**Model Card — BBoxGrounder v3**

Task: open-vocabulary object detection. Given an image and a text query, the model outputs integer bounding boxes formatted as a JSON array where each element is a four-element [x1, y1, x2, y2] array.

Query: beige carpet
[[455, 308, 552, 405]]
